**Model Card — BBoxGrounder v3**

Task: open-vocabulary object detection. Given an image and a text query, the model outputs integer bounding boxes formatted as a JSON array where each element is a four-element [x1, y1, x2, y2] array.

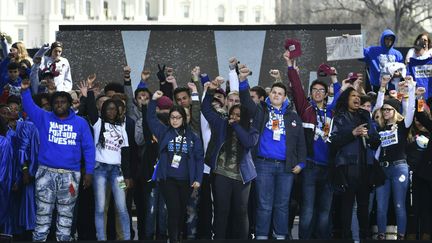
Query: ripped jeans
[[376, 162, 409, 235], [32, 166, 81, 242]]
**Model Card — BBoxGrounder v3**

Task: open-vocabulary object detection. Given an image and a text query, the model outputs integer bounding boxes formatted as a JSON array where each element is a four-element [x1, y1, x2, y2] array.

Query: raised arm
[[1, 36, 9, 58], [146, 91, 168, 141], [123, 66, 138, 119], [32, 43, 50, 60], [238, 66, 258, 116], [141, 106, 154, 145], [78, 80, 98, 125], [201, 89, 225, 128], [402, 76, 416, 128], [228, 57, 239, 92], [20, 80, 46, 125], [373, 75, 390, 112], [187, 82, 201, 133], [284, 51, 314, 121], [30, 60, 41, 95]]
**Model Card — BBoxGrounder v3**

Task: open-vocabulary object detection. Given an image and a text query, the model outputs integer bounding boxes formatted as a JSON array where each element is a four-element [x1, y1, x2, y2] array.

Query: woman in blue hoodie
[[201, 85, 259, 239], [147, 90, 204, 243]]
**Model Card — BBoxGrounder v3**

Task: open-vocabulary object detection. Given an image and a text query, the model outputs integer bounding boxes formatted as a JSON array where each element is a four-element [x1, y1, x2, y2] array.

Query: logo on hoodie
[[379, 54, 397, 72], [48, 122, 77, 145]]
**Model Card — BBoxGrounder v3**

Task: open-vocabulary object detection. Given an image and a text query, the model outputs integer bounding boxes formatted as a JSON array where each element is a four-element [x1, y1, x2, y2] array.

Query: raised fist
[[123, 66, 131, 75], [152, 90, 164, 100]]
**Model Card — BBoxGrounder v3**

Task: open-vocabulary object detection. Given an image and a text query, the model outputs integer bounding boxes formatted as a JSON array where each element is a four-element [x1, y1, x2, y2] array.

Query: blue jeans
[[145, 185, 167, 238], [376, 162, 409, 234], [299, 164, 333, 239], [93, 162, 130, 240], [255, 159, 294, 239], [33, 166, 81, 242]]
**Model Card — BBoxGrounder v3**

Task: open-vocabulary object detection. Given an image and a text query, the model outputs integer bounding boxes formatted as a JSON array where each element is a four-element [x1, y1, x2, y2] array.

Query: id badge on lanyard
[[271, 111, 281, 141], [171, 154, 182, 168], [171, 133, 184, 168]]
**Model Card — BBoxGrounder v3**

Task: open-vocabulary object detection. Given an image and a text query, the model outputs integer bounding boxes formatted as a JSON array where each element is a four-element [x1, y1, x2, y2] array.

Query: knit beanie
[[157, 96, 173, 110]]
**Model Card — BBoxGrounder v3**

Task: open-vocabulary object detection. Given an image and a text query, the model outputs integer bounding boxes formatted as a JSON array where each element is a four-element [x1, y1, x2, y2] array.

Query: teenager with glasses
[[373, 75, 416, 240], [147, 90, 204, 243], [284, 51, 349, 239]]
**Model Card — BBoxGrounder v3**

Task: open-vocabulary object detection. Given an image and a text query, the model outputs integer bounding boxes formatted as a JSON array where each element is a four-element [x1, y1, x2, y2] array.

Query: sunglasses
[[381, 108, 394, 112]]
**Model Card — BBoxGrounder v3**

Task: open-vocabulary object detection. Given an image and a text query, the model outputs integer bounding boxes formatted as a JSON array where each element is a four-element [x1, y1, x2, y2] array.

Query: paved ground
[[131, 216, 301, 240]]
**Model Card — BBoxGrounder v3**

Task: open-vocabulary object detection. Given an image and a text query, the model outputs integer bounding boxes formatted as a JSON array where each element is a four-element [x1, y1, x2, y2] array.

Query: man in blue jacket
[[20, 79, 95, 241], [238, 66, 306, 240], [364, 29, 403, 92]]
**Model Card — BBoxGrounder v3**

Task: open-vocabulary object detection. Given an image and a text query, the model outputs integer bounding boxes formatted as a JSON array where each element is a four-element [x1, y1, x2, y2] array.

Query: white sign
[[414, 64, 432, 78], [379, 129, 399, 147], [326, 35, 364, 61]]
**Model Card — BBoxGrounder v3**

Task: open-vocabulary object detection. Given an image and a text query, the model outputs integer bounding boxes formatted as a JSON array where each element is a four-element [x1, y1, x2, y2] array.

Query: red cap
[[347, 72, 359, 81], [317, 63, 335, 77], [284, 39, 302, 58]]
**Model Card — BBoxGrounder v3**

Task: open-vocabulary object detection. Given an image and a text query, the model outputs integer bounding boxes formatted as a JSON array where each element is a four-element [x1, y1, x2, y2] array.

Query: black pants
[[213, 174, 251, 239], [76, 182, 96, 240], [340, 166, 370, 239], [159, 178, 192, 242], [197, 173, 213, 239], [418, 177, 432, 237], [133, 178, 151, 240]]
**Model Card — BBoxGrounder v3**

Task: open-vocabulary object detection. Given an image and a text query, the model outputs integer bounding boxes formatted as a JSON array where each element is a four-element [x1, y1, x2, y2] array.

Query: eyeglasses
[[381, 108, 394, 112], [170, 116, 183, 120], [311, 88, 326, 94]]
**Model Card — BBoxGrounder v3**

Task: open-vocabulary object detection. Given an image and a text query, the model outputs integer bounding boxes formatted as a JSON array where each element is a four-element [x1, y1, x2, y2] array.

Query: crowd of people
[[0, 28, 432, 242]]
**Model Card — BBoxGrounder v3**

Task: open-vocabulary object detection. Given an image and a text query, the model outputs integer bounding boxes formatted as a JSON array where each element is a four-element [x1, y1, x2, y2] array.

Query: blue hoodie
[[21, 89, 96, 174], [257, 97, 290, 161], [363, 29, 403, 87]]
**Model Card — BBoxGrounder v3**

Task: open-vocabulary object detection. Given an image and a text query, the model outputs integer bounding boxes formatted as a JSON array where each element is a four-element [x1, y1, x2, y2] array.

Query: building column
[[97, 0, 105, 20], [115, 0, 122, 21], [134, 0, 147, 21], [74, 0, 86, 20], [158, 0, 164, 19]]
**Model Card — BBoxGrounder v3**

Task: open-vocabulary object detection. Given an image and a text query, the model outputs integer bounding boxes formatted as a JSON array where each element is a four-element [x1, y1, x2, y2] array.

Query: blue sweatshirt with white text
[[21, 89, 96, 174]]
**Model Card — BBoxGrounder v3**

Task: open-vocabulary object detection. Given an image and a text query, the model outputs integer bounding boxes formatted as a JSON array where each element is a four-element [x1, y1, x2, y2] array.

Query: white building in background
[[0, 0, 276, 48]]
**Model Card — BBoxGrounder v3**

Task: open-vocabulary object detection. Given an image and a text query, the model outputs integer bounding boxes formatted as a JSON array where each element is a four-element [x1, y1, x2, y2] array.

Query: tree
[[275, 0, 431, 46]]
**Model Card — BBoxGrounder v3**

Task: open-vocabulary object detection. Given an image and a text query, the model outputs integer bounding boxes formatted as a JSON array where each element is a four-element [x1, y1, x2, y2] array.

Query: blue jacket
[[363, 29, 403, 87], [146, 99, 204, 184], [201, 91, 259, 184], [21, 89, 96, 174], [239, 80, 307, 172]]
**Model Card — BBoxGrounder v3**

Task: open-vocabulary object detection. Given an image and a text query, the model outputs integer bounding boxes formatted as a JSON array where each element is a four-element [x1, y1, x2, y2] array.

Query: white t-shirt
[[93, 118, 129, 165]]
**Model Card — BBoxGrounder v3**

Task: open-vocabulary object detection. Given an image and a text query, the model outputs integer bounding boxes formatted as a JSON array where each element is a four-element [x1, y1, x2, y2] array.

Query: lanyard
[[314, 105, 327, 128]]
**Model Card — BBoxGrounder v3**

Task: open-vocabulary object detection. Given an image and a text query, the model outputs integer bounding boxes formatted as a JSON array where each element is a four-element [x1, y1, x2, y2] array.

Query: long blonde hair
[[376, 107, 404, 128], [11, 42, 31, 63]]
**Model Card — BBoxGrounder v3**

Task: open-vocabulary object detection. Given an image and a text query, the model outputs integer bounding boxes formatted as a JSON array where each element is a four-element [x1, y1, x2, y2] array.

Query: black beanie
[[383, 98, 401, 113]]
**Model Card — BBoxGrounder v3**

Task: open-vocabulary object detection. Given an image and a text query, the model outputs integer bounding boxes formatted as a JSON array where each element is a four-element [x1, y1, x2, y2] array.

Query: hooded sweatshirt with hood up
[[364, 29, 403, 88]]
